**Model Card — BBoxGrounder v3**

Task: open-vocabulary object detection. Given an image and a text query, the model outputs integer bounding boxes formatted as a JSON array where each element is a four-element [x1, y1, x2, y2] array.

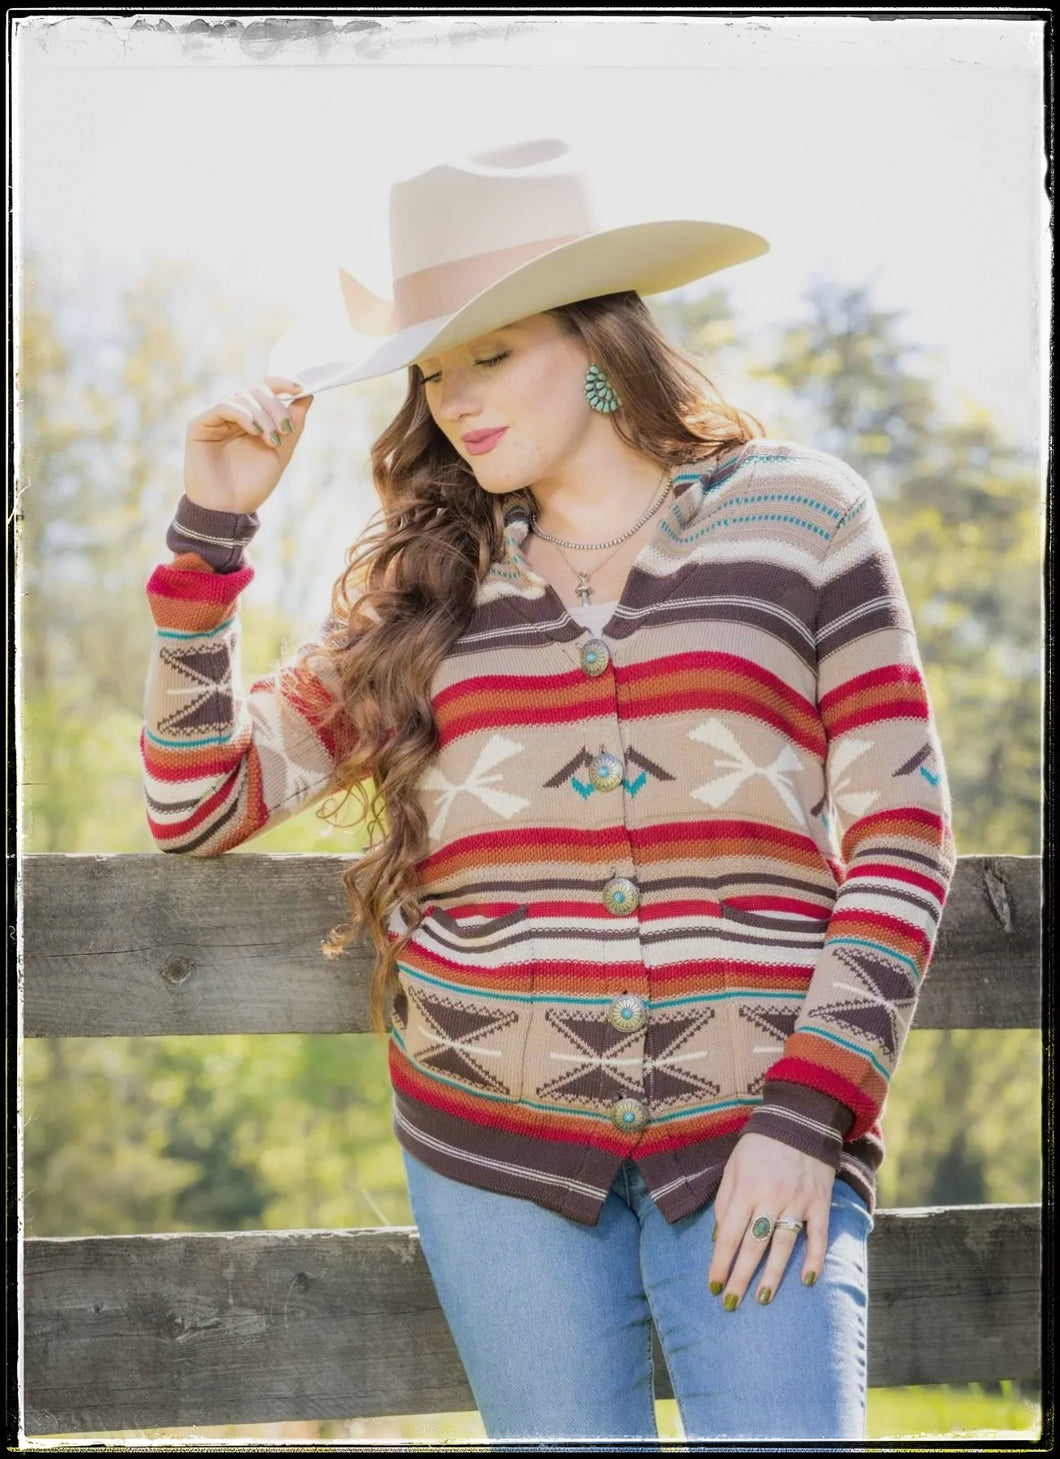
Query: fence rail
[[22, 854, 1041, 1037], [19, 852, 1043, 1438]]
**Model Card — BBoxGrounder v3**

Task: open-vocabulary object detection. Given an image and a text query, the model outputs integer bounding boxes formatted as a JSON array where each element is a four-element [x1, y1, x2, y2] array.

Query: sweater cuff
[[739, 1080, 855, 1171], [165, 494, 260, 573]]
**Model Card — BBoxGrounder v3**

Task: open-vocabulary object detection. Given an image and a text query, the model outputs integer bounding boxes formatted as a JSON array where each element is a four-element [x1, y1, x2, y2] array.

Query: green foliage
[[23, 1033, 410, 1238], [877, 1029, 1041, 1207]]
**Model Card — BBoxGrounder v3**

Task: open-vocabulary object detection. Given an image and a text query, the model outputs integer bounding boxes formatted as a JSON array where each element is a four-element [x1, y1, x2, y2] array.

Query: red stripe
[[723, 895, 833, 918], [826, 699, 929, 735], [765, 1058, 878, 1133], [146, 562, 253, 603], [844, 805, 949, 842], [632, 818, 823, 857], [623, 650, 816, 714], [843, 862, 948, 900], [818, 662, 923, 714], [827, 905, 933, 952], [146, 760, 248, 841], [143, 751, 247, 782], [638, 896, 726, 920], [629, 686, 825, 753]]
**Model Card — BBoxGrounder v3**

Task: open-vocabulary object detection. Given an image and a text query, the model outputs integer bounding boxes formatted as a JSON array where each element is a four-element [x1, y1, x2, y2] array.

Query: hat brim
[[268, 219, 769, 400]]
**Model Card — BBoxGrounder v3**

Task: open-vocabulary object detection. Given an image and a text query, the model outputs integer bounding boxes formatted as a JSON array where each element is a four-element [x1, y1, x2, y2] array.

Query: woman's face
[[415, 311, 600, 496]]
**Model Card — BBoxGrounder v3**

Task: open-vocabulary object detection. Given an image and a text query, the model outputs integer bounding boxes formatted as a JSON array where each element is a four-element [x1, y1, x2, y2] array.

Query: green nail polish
[[803, 1271, 817, 1287], [281, 418, 293, 434], [712, 1223, 718, 1240], [757, 1286, 772, 1305], [270, 430, 282, 446], [723, 1293, 739, 1312], [251, 421, 264, 433], [709, 1280, 723, 1295]]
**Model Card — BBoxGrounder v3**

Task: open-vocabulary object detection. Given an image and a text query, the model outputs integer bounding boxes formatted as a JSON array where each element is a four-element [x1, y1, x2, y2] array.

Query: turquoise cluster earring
[[585, 363, 621, 413]]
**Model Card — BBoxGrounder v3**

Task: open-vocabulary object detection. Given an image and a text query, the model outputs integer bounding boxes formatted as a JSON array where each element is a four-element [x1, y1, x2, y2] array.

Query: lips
[[462, 427, 508, 456]]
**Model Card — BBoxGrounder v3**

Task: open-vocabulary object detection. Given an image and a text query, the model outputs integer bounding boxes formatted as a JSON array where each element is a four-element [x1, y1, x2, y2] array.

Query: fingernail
[[803, 1271, 817, 1287], [708, 1280, 723, 1295], [270, 430, 282, 446], [280, 418, 293, 435], [723, 1293, 739, 1312], [757, 1286, 772, 1305], [290, 381, 305, 392], [251, 421, 264, 434], [712, 1223, 718, 1240]]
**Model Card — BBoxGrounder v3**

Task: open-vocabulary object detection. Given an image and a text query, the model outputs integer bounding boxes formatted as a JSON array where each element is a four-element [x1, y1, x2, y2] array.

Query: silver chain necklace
[[529, 463, 674, 550], [528, 463, 675, 608]]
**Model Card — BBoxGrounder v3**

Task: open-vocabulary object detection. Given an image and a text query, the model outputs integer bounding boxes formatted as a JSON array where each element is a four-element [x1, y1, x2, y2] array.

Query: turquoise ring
[[749, 1215, 775, 1242]]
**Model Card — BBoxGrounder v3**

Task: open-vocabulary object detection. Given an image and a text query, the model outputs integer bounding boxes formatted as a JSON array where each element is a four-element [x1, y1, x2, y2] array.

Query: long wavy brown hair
[[304, 289, 765, 1034]]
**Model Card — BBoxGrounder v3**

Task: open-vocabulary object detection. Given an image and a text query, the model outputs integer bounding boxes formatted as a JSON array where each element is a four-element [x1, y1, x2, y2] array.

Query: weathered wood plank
[[21, 854, 1041, 1038], [23, 1205, 1041, 1435]]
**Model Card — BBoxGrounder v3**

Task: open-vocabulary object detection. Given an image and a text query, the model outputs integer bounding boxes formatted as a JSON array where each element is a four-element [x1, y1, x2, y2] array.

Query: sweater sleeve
[[141, 499, 359, 856], [740, 485, 957, 1163]]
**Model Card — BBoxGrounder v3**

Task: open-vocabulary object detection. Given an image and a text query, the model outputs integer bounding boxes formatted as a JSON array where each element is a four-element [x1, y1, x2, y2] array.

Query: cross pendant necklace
[[528, 463, 676, 612]]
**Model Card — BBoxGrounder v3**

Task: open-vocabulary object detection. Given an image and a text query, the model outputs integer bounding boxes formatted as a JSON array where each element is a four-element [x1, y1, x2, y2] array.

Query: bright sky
[[14, 14, 1048, 447]]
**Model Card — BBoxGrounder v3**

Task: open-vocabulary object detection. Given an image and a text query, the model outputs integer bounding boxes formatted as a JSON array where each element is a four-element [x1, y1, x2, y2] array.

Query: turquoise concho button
[[608, 994, 647, 1033], [580, 638, 611, 677], [610, 1098, 649, 1133], [589, 752, 624, 792], [602, 877, 639, 915]]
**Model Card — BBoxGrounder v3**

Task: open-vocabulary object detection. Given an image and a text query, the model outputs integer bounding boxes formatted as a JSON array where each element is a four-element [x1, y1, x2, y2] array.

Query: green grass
[[866, 1381, 1041, 1441]]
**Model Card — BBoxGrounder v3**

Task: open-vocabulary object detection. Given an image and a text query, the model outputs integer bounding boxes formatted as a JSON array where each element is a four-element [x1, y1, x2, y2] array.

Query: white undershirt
[[565, 597, 619, 638]]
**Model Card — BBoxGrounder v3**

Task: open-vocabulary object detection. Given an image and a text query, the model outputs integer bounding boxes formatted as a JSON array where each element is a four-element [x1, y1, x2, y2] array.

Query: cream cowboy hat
[[268, 137, 770, 400]]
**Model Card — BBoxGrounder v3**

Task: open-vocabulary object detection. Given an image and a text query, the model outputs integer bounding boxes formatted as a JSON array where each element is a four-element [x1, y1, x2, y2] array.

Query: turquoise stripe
[[397, 966, 806, 1009], [648, 1096, 755, 1125], [797, 1024, 892, 1081], [719, 492, 845, 520], [825, 936, 922, 982], [398, 959, 828, 1011], [654, 988, 806, 1009], [674, 512, 835, 545], [157, 615, 237, 640], [144, 727, 238, 749], [397, 965, 612, 1005]]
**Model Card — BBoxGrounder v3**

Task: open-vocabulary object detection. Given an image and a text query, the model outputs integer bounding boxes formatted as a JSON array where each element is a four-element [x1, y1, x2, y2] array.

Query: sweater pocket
[[393, 903, 537, 1104], [719, 902, 831, 1100]]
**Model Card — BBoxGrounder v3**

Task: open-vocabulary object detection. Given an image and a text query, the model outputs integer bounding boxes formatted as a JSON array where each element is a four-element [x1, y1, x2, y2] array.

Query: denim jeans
[[401, 1146, 872, 1449]]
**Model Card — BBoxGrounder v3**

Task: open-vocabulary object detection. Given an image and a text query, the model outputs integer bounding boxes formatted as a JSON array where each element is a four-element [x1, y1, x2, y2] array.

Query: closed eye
[[421, 352, 510, 386]]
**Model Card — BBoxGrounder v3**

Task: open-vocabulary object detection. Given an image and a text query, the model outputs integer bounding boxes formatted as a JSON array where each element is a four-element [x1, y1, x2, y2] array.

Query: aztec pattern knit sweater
[[142, 438, 956, 1226]]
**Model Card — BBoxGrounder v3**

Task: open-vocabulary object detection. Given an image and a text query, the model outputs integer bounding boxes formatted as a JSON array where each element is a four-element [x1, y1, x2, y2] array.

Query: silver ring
[[774, 1216, 806, 1234]]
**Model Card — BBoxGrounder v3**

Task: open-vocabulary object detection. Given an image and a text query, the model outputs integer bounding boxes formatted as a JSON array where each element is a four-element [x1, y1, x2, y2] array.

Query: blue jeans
[[401, 1147, 872, 1448]]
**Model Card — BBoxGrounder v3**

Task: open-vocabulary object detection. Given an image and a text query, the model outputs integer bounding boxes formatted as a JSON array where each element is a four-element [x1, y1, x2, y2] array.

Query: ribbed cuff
[[165, 494, 260, 573], [739, 1080, 855, 1171]]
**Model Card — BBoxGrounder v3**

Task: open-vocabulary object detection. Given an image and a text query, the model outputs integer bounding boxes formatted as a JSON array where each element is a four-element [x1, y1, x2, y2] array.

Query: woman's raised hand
[[184, 376, 314, 515]]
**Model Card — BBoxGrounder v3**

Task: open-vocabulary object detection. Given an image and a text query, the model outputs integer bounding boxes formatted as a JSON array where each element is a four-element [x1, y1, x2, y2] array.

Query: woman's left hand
[[707, 1132, 836, 1308]]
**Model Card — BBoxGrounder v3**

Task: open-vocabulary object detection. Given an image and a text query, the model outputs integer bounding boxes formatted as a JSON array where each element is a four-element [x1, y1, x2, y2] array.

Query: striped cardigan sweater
[[142, 437, 956, 1226]]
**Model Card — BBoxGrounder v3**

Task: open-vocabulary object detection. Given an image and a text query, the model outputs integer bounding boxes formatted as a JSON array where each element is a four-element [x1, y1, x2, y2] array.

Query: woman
[[141, 139, 955, 1447]]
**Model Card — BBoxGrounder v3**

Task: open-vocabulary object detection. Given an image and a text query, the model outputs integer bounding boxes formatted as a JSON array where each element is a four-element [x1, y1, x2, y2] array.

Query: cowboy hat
[[268, 137, 770, 400]]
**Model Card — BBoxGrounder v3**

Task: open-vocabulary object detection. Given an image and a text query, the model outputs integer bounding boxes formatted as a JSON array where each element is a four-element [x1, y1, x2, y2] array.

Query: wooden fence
[[20, 852, 1042, 1437]]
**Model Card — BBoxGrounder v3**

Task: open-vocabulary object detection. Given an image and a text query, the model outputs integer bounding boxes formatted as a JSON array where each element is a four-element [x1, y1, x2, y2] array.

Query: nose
[[432, 365, 481, 423]]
